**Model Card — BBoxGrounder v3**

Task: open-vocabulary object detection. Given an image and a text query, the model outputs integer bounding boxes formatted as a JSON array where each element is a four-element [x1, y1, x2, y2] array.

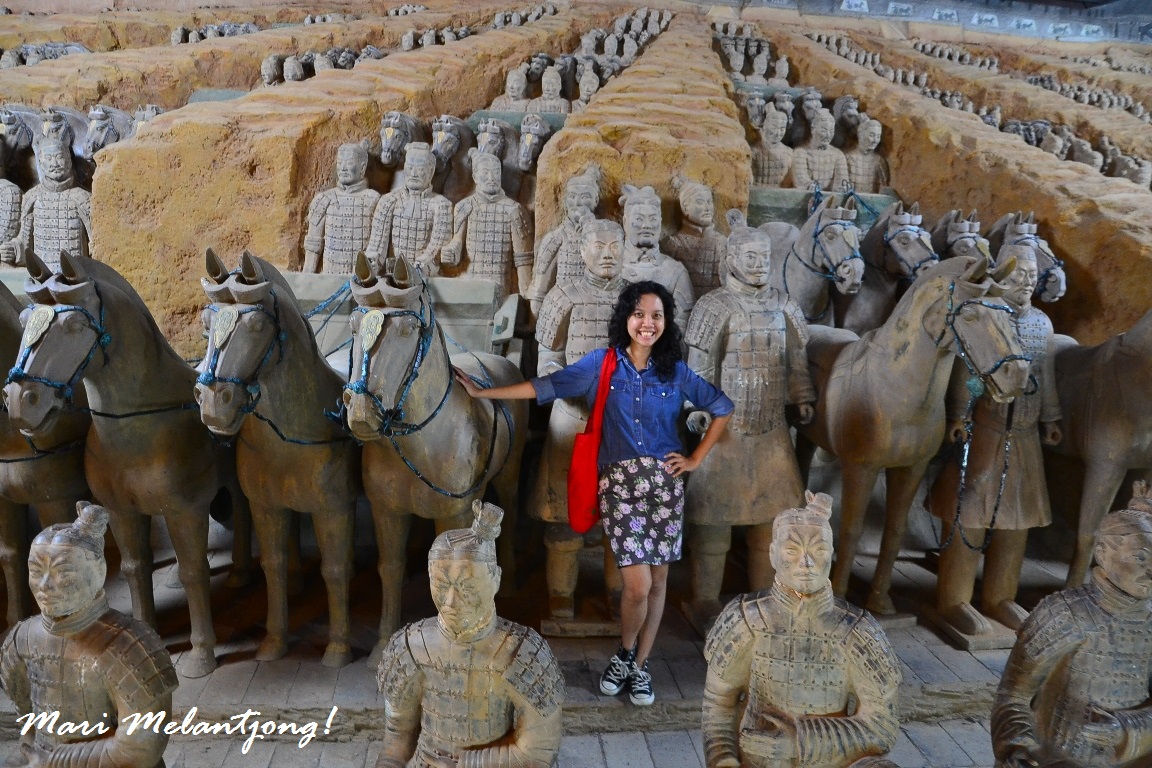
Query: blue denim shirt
[[532, 347, 735, 469]]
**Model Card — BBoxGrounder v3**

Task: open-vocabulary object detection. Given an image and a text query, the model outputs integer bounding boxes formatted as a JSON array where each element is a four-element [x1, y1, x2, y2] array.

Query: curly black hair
[[607, 281, 683, 381]]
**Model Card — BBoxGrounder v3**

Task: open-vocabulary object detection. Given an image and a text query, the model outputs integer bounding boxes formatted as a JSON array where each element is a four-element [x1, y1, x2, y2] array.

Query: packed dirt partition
[[841, 32, 1152, 172], [92, 6, 616, 355], [0, 3, 502, 112], [768, 28, 1152, 346], [535, 12, 750, 239]]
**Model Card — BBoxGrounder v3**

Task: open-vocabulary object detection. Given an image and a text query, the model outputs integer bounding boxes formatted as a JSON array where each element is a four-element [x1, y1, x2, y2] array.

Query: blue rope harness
[[879, 224, 939, 280], [784, 218, 863, 323]]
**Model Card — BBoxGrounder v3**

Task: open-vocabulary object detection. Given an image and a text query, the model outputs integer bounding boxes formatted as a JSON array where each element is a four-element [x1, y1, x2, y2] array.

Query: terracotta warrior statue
[[684, 212, 815, 620], [573, 67, 600, 112], [526, 67, 571, 114], [259, 53, 283, 86], [792, 109, 849, 192], [752, 103, 793, 188], [376, 501, 563, 768], [662, 174, 726, 296], [844, 118, 889, 194], [767, 55, 791, 88], [746, 51, 770, 86], [490, 64, 530, 112], [993, 494, 1152, 768], [7, 140, 92, 270], [302, 142, 380, 275], [441, 150, 533, 301], [365, 141, 452, 276], [527, 163, 601, 315], [531, 219, 627, 620], [0, 145, 19, 265], [929, 243, 1062, 637], [619, 184, 695, 325], [702, 491, 901, 768], [0, 503, 178, 768]]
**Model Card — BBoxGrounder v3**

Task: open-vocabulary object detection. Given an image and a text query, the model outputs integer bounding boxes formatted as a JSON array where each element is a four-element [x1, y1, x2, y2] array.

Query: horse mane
[[66, 255, 156, 318], [929, 209, 959, 255], [859, 204, 892, 268]]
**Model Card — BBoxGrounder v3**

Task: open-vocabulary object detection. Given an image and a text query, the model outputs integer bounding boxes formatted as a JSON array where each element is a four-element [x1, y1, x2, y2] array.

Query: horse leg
[[32, 497, 79, 527], [107, 508, 155, 628], [795, 431, 818, 487], [311, 508, 353, 668], [252, 504, 291, 663], [370, 509, 411, 667], [435, 508, 473, 535], [1067, 460, 1127, 588], [287, 510, 304, 597], [225, 482, 252, 589], [832, 463, 881, 598], [0, 500, 29, 627], [867, 463, 927, 615], [491, 437, 524, 596], [166, 510, 217, 678]]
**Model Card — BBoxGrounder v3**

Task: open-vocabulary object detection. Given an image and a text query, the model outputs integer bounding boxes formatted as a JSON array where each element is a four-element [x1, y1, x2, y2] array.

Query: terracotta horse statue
[[767, 195, 865, 326], [0, 280, 91, 627], [930, 209, 992, 264], [834, 200, 939, 334], [986, 211, 1066, 303], [196, 249, 358, 667], [430, 114, 475, 203], [81, 105, 137, 161], [797, 255, 1029, 614], [379, 110, 431, 191], [475, 116, 523, 198], [515, 112, 553, 213], [1048, 308, 1152, 587], [342, 254, 527, 662], [0, 106, 42, 188], [3, 252, 251, 677]]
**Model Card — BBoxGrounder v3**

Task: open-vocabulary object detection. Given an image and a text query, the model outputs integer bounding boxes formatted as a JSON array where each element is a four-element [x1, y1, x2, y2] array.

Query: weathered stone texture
[[769, 28, 1152, 346], [535, 14, 751, 239], [92, 6, 615, 355]]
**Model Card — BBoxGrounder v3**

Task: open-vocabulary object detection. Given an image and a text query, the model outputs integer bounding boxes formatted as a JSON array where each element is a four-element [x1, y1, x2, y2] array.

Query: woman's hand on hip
[[663, 452, 698, 477]]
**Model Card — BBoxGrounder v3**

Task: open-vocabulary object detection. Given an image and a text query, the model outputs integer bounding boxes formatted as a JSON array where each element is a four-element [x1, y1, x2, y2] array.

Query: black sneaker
[[598, 646, 636, 696], [628, 660, 655, 706]]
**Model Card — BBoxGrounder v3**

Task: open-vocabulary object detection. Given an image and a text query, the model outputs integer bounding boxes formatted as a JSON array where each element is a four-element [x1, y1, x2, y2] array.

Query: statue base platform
[[920, 602, 1018, 650], [540, 616, 620, 637], [871, 611, 919, 630]]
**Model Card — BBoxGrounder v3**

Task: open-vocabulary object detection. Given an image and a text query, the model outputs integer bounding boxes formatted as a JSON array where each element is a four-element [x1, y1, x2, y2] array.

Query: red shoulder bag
[[567, 349, 617, 534]]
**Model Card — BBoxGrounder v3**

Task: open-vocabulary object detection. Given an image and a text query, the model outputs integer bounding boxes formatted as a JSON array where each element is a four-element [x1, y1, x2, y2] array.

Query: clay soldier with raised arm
[[441, 150, 533, 302], [844, 118, 889, 194], [376, 501, 564, 768], [619, 184, 694, 325], [662, 174, 727, 296], [302, 142, 380, 274], [751, 103, 793, 188], [365, 141, 452, 276], [683, 212, 815, 625], [8, 140, 92, 270], [531, 218, 627, 621], [702, 492, 901, 768], [527, 163, 601, 315], [791, 108, 849, 192], [0, 503, 178, 768], [992, 491, 1152, 768]]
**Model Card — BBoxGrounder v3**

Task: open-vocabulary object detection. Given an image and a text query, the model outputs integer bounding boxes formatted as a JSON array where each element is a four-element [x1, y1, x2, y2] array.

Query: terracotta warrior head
[[578, 68, 600, 101], [580, 218, 624, 280], [671, 174, 714, 228], [809, 108, 835, 149], [541, 67, 563, 100], [402, 141, 436, 192], [760, 103, 789, 145], [564, 163, 601, 220], [260, 54, 282, 85], [999, 243, 1037, 308], [29, 502, 109, 619], [38, 139, 74, 185], [724, 209, 771, 288], [283, 55, 305, 81], [856, 117, 883, 153], [429, 500, 503, 638], [770, 491, 835, 596], [469, 149, 503, 196], [504, 65, 528, 100], [336, 142, 369, 186], [620, 185, 662, 249], [1094, 488, 1152, 599]]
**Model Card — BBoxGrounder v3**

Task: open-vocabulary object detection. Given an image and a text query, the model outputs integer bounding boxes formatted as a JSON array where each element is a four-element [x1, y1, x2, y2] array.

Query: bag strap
[[586, 348, 617, 435]]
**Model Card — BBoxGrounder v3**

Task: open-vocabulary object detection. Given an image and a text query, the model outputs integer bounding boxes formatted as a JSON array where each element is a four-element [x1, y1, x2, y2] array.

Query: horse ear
[[354, 252, 377, 286], [204, 248, 228, 284], [240, 250, 265, 284], [393, 255, 416, 288], [25, 251, 52, 283], [991, 254, 1016, 284], [967, 209, 978, 222], [962, 254, 987, 284], [910, 201, 920, 215], [59, 252, 87, 283], [894, 201, 904, 215], [1026, 211, 1035, 224]]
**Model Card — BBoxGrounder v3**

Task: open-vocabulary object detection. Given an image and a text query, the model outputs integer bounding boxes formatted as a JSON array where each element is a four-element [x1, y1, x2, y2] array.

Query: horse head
[[799, 195, 865, 294], [0, 108, 35, 154], [864, 201, 938, 281], [344, 253, 445, 443], [930, 209, 991, 264], [430, 114, 475, 173], [920, 255, 1030, 405], [81, 106, 134, 161], [194, 249, 296, 436], [988, 211, 1065, 303], [379, 111, 428, 168], [517, 113, 552, 173], [4, 252, 106, 435]]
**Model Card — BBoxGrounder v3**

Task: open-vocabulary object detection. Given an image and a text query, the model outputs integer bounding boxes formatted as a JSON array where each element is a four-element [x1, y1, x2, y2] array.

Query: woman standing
[[455, 280, 733, 706]]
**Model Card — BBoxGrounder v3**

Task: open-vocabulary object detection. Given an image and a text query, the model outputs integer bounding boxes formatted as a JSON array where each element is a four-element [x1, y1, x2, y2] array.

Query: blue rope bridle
[[784, 218, 863, 323], [6, 288, 111, 404], [879, 224, 939, 280]]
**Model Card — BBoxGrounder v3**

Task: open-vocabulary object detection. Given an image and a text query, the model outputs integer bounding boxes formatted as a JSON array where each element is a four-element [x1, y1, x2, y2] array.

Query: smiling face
[[28, 544, 104, 619], [770, 521, 833, 595], [430, 559, 499, 636], [624, 201, 661, 248], [627, 292, 665, 351]]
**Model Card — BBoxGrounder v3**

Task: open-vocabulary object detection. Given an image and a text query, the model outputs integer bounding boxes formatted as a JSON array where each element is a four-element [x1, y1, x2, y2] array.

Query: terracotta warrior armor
[[527, 163, 601, 313], [0, 152, 19, 262], [619, 184, 694, 325], [703, 493, 901, 768], [376, 502, 563, 768], [442, 151, 533, 302], [0, 503, 177, 768], [663, 174, 727, 295], [303, 142, 380, 275], [365, 142, 452, 276], [15, 140, 92, 270], [751, 104, 793, 188], [993, 500, 1152, 768]]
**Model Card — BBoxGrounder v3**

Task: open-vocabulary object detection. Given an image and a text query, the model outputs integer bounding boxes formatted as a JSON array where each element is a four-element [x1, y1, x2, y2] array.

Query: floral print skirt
[[599, 456, 686, 567]]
